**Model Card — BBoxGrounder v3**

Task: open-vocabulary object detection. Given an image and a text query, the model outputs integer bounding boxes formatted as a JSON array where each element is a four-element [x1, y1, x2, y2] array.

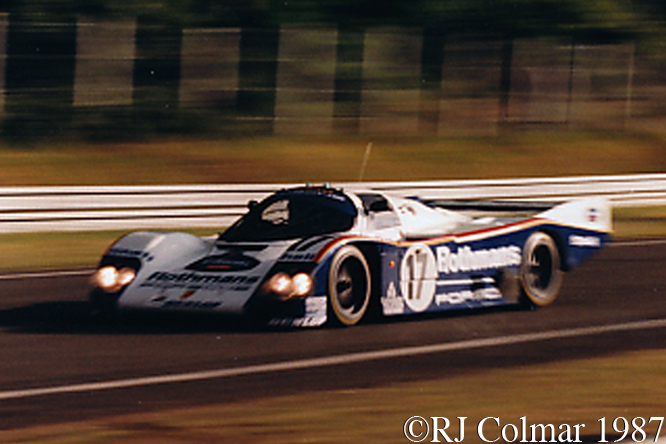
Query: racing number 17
[[405, 248, 428, 301]]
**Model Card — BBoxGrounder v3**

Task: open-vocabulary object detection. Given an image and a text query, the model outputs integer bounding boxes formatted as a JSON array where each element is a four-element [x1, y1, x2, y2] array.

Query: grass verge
[[0, 229, 215, 273], [2, 132, 666, 185], [0, 348, 664, 443]]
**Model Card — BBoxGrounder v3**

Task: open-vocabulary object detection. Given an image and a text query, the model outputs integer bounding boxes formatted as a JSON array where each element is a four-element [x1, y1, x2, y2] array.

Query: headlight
[[92, 266, 137, 293], [292, 272, 313, 297], [265, 272, 292, 297], [263, 272, 313, 299]]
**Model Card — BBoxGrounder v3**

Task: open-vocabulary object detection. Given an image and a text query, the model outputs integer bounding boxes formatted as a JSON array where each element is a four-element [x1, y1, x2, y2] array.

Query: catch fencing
[[1, 174, 665, 233]]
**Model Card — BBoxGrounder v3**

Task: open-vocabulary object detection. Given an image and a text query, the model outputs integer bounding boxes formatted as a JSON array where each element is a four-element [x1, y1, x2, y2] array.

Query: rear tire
[[519, 232, 563, 307], [328, 246, 371, 326]]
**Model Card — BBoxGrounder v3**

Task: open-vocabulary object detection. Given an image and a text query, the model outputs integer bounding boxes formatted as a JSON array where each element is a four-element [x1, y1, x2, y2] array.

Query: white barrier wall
[[2, 174, 666, 233]]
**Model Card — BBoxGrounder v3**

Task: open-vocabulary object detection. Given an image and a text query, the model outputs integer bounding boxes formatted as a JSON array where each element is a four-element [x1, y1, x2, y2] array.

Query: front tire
[[520, 232, 563, 307], [328, 245, 371, 326]]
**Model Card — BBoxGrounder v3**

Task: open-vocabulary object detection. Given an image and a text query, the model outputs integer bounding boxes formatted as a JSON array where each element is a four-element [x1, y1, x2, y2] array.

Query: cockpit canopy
[[220, 187, 357, 242]]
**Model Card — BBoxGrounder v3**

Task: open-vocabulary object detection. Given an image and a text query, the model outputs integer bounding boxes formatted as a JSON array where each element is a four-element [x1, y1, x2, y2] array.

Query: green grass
[[2, 132, 666, 185], [0, 229, 215, 273], [0, 348, 664, 443], [613, 206, 666, 239]]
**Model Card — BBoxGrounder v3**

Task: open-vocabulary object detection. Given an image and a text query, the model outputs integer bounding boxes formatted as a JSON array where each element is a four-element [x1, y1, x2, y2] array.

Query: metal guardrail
[[1, 174, 666, 233]]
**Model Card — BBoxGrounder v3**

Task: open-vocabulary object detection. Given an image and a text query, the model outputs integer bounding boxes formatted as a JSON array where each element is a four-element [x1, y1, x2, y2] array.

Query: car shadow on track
[[0, 298, 528, 335], [0, 301, 264, 335]]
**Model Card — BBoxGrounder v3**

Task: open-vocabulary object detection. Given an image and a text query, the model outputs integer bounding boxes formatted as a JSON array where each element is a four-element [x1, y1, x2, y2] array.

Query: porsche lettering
[[436, 287, 503, 306]]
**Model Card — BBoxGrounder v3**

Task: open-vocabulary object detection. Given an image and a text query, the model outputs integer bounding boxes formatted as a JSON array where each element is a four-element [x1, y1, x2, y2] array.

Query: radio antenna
[[358, 142, 373, 181]]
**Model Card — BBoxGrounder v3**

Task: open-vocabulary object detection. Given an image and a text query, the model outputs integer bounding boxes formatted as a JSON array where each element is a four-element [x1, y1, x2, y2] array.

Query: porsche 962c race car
[[90, 185, 612, 327]]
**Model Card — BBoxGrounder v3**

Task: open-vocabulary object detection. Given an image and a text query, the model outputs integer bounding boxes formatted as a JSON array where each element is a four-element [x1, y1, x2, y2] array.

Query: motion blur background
[[0, 0, 665, 143]]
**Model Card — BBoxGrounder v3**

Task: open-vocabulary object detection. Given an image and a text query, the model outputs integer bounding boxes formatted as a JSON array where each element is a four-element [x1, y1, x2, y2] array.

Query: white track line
[[0, 269, 94, 281], [610, 239, 666, 247], [1, 318, 665, 401]]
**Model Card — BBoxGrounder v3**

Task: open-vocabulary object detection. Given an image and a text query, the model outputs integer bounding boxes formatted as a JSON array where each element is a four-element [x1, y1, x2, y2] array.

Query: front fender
[[103, 231, 212, 270], [91, 231, 213, 313]]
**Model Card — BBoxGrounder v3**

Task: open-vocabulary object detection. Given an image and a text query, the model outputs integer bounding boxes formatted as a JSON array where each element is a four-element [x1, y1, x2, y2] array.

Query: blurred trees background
[[0, 0, 664, 141], [3, 0, 662, 37]]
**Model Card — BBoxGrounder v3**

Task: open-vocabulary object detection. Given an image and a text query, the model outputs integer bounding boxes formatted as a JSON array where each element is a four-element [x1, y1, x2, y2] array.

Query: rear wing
[[538, 197, 613, 233], [421, 197, 612, 233], [420, 199, 557, 213]]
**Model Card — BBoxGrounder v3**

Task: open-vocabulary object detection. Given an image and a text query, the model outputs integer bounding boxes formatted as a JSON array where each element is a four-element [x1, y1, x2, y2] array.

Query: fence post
[[0, 14, 7, 115]]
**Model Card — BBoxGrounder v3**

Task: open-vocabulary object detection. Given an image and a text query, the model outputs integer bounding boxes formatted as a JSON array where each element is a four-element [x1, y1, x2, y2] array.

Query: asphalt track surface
[[0, 240, 665, 431]]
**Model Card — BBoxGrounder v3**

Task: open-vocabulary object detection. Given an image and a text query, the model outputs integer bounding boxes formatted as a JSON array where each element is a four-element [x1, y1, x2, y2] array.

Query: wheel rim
[[526, 244, 554, 291], [334, 257, 366, 314], [520, 232, 562, 306], [329, 247, 370, 325]]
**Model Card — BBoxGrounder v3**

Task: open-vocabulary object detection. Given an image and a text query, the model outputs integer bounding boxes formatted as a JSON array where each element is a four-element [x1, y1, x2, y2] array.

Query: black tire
[[328, 245, 371, 326], [519, 232, 563, 307]]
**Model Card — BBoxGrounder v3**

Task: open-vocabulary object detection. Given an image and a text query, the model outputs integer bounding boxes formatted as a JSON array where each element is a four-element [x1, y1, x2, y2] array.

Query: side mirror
[[247, 200, 259, 211]]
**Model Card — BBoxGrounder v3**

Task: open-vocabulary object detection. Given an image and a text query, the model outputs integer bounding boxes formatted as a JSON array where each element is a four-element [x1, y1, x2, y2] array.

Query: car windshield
[[220, 188, 357, 242]]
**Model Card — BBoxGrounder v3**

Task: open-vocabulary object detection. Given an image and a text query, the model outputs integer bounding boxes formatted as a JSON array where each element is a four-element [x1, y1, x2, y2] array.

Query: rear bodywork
[[90, 186, 612, 327]]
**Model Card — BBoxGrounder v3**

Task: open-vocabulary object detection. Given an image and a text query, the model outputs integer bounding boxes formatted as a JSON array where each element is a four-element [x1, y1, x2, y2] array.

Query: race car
[[89, 185, 612, 327]]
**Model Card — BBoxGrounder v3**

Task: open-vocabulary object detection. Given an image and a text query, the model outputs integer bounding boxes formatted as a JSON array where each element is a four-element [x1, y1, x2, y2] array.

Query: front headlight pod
[[91, 255, 142, 294], [92, 266, 137, 293], [262, 271, 313, 299]]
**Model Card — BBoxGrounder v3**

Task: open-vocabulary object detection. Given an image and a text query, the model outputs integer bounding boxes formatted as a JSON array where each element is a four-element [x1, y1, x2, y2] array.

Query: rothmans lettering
[[436, 245, 521, 274]]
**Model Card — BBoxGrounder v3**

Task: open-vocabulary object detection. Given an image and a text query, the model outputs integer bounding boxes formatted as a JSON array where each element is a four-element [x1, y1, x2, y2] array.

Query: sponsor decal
[[569, 235, 601, 248], [436, 287, 503, 306], [268, 296, 327, 327], [436, 245, 521, 275], [108, 247, 154, 261], [161, 300, 222, 309], [187, 253, 260, 272], [400, 244, 438, 313], [588, 207, 599, 223], [381, 281, 405, 315], [280, 251, 317, 262], [299, 296, 327, 327], [140, 271, 260, 291]]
